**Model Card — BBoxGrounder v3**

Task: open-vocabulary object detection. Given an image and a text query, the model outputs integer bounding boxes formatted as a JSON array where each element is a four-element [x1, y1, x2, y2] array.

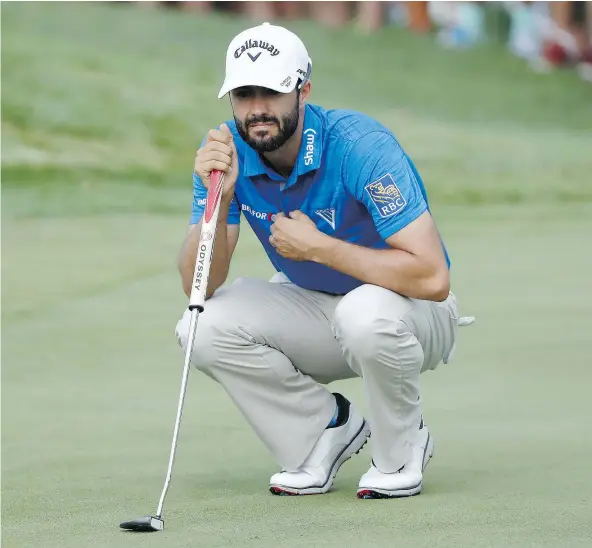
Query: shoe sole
[[269, 420, 371, 496], [356, 431, 434, 500]]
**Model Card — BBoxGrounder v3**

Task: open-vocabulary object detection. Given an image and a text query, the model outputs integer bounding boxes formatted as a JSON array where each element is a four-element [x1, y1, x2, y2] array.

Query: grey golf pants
[[175, 272, 461, 473]]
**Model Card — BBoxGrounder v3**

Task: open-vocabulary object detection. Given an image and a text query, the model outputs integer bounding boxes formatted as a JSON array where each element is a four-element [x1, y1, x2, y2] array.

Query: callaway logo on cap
[[218, 22, 312, 99]]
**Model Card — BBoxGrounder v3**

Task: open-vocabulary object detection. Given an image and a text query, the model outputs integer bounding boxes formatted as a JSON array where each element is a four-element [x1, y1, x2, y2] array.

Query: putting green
[[2, 3, 591, 547]]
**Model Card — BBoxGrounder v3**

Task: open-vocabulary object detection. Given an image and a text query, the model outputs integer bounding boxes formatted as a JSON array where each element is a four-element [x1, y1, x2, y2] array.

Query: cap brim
[[218, 73, 298, 99]]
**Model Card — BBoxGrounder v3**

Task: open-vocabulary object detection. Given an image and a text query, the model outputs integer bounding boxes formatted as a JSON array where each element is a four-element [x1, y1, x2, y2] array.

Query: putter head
[[120, 515, 164, 532]]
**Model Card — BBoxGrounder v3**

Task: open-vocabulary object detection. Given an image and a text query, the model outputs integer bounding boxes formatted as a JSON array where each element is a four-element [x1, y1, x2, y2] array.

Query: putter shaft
[[156, 307, 200, 517]]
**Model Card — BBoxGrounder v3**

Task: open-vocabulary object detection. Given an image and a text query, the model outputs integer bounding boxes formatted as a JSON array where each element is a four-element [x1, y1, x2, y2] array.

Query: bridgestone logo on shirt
[[234, 39, 280, 58]]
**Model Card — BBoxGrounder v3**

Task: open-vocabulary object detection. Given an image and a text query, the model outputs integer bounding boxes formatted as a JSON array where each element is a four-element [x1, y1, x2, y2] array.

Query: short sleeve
[[189, 126, 241, 225], [343, 131, 427, 240], [190, 172, 241, 225]]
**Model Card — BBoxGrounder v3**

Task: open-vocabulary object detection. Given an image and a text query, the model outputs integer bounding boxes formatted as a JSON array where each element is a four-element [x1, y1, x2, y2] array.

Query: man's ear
[[299, 80, 312, 104]]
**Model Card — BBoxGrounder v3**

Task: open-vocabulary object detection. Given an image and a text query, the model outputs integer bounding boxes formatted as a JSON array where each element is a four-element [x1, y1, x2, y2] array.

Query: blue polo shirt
[[190, 104, 449, 295]]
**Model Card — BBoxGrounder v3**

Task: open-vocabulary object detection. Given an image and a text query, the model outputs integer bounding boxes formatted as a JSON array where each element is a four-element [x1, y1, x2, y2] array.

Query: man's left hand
[[269, 211, 324, 261]]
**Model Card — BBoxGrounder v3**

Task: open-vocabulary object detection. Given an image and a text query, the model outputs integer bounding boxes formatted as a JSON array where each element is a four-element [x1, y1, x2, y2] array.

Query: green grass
[[2, 3, 592, 548]]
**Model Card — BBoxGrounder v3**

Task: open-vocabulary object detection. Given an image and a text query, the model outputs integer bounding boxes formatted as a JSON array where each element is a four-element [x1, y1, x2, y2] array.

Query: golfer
[[175, 22, 473, 499]]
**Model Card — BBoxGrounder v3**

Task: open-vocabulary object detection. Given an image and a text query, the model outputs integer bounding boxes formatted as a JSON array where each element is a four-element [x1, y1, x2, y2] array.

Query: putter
[[120, 170, 225, 532]]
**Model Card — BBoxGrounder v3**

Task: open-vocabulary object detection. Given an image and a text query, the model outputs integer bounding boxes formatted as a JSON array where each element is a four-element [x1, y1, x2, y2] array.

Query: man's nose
[[248, 94, 271, 118]]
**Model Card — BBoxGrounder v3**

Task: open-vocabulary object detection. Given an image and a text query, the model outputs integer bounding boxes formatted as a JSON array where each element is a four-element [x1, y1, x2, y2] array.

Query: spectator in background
[[167, 1, 432, 34], [428, 2, 485, 48], [241, 1, 305, 22], [542, 1, 592, 80], [138, 1, 590, 82], [507, 1, 591, 81], [357, 2, 431, 33]]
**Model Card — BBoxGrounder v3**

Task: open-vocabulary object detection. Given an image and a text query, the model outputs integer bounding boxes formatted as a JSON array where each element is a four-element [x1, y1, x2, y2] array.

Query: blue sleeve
[[343, 131, 427, 240], [190, 172, 241, 225], [189, 125, 241, 225]]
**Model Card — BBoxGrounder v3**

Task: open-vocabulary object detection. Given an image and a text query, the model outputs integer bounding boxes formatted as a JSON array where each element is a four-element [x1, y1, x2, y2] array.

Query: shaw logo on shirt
[[364, 173, 407, 218], [241, 203, 276, 222], [303, 128, 316, 166]]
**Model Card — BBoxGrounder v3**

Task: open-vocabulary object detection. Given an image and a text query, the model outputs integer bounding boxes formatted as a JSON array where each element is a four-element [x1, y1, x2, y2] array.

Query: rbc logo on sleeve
[[364, 173, 407, 218]]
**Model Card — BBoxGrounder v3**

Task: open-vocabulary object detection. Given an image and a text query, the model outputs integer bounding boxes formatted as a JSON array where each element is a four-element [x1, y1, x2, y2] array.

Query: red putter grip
[[204, 170, 224, 224], [188, 169, 225, 312]]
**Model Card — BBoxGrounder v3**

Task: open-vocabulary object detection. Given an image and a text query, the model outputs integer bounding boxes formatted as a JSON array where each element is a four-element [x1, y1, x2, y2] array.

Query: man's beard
[[235, 101, 300, 153]]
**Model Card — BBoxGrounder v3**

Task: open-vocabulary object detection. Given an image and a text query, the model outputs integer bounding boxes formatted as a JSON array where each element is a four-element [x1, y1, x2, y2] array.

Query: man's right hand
[[194, 123, 239, 198]]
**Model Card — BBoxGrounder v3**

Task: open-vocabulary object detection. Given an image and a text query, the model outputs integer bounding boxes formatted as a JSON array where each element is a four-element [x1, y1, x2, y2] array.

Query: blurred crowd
[[138, 1, 434, 32], [503, 1, 591, 80], [139, 1, 592, 82]]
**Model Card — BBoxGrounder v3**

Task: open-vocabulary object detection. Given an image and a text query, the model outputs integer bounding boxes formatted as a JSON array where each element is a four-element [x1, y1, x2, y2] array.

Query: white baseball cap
[[218, 22, 311, 99]]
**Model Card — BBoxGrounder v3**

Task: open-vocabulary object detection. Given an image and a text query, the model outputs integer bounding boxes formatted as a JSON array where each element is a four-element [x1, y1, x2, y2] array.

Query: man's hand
[[269, 211, 325, 261], [194, 123, 238, 198]]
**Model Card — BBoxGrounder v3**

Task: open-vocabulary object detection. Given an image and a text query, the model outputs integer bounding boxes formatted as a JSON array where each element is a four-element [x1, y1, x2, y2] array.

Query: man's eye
[[234, 89, 252, 99]]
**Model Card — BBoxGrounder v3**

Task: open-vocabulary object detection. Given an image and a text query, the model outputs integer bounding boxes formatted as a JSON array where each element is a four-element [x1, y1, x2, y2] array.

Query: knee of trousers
[[332, 284, 423, 367], [174, 304, 237, 374]]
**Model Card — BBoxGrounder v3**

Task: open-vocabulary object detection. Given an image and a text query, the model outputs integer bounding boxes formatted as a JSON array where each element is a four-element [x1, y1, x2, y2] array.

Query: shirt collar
[[242, 104, 324, 180]]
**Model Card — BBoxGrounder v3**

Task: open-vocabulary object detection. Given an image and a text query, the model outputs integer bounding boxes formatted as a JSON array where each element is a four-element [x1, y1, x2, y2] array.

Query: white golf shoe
[[269, 394, 370, 496], [357, 419, 434, 499]]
